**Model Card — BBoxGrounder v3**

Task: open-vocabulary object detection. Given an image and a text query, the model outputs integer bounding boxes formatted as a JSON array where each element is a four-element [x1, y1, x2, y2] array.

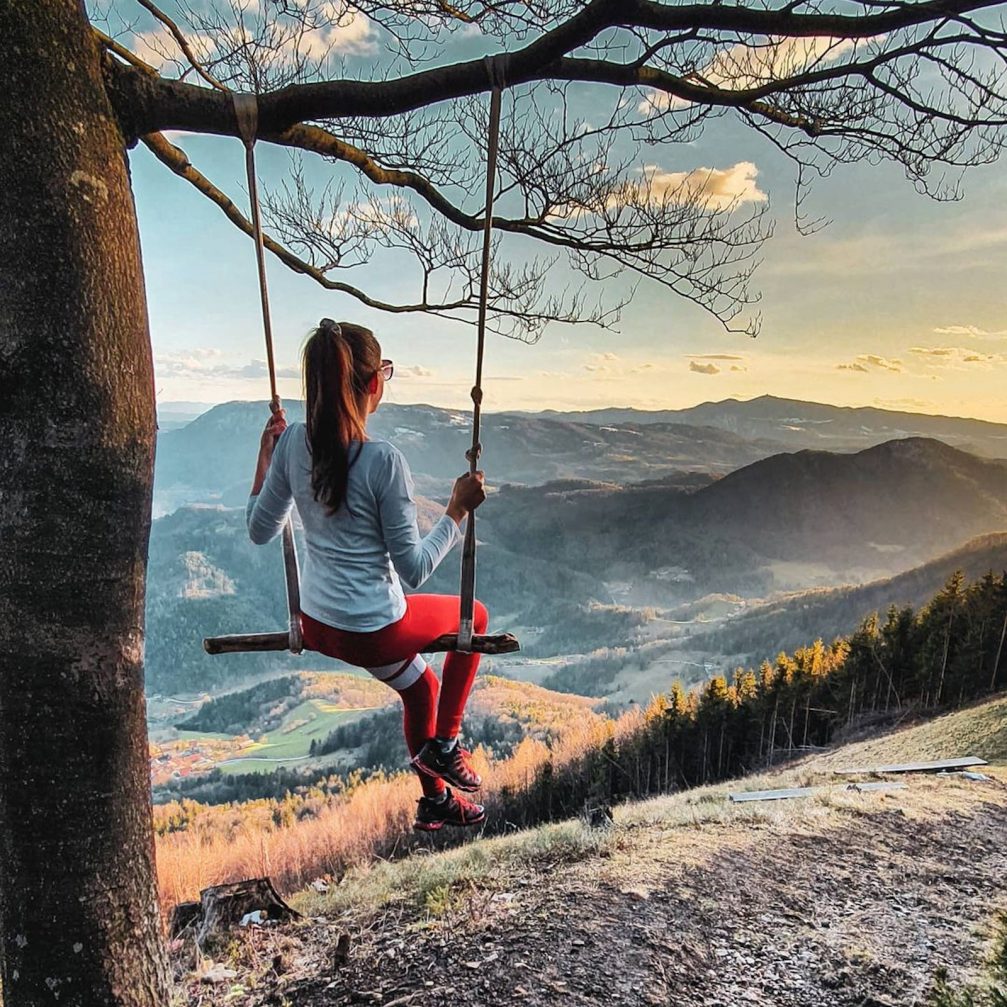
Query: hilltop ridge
[[528, 394, 1007, 457], [174, 695, 1007, 1007]]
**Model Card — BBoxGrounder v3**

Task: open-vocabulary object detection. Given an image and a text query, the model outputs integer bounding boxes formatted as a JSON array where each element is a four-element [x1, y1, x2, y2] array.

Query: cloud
[[639, 36, 860, 114], [687, 354, 747, 361], [624, 162, 767, 211], [688, 352, 748, 372], [396, 365, 434, 378], [861, 354, 903, 373], [933, 324, 1007, 339], [584, 351, 623, 373], [837, 354, 903, 374], [549, 162, 766, 222], [287, 8, 377, 58], [130, 27, 217, 73], [129, 4, 376, 80], [910, 346, 1006, 368], [236, 360, 300, 380], [155, 351, 300, 382]]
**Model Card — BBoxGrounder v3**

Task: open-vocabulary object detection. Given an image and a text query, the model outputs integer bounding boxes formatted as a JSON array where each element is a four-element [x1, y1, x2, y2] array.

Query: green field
[[210, 699, 379, 774]]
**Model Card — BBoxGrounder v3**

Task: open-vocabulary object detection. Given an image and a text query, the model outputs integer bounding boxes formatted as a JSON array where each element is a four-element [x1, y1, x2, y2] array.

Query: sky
[[122, 6, 1007, 422]]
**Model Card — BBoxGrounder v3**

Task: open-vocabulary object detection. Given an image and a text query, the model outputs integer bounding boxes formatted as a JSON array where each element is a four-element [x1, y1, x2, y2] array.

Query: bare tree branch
[[95, 0, 1007, 339], [133, 0, 228, 90], [140, 130, 619, 337], [108, 0, 1007, 136]]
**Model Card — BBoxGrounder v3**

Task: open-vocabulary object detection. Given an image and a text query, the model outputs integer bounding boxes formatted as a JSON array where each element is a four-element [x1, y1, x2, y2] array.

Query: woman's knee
[[475, 600, 489, 633], [402, 664, 438, 704]]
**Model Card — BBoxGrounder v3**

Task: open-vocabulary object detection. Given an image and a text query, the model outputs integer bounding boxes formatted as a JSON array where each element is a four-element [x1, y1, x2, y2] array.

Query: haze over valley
[[148, 396, 1007, 786]]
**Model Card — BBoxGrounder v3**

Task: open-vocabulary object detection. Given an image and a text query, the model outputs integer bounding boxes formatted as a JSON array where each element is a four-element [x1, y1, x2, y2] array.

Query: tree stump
[[169, 878, 300, 944], [168, 901, 202, 938], [584, 804, 615, 829]]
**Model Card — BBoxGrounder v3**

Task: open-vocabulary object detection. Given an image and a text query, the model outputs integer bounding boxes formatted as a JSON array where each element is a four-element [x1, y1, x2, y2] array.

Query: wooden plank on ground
[[730, 786, 816, 803], [834, 756, 987, 777], [729, 782, 907, 803]]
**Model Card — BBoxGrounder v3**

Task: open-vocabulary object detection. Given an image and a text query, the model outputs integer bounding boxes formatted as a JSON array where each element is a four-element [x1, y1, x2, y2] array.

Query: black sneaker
[[413, 788, 487, 832], [411, 739, 482, 792]]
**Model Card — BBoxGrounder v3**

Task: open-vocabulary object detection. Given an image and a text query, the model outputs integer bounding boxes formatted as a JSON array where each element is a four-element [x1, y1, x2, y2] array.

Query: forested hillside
[[155, 570, 1007, 910], [692, 532, 1007, 663]]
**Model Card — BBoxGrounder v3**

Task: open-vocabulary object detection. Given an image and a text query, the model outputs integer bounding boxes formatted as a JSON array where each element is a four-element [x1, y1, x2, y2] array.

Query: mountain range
[[153, 400, 776, 516], [529, 394, 1007, 457], [153, 395, 1007, 518], [146, 429, 1007, 696]]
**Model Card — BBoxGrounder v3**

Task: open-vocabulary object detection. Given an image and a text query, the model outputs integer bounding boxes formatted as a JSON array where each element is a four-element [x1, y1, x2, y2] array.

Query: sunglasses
[[378, 359, 394, 381]]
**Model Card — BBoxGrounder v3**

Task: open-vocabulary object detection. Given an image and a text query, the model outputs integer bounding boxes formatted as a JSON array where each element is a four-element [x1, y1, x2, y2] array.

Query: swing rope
[[458, 58, 506, 653], [232, 92, 303, 655]]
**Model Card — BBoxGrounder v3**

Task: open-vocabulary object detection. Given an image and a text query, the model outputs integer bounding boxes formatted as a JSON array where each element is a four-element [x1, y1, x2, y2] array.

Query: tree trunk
[[0, 2, 170, 1004], [936, 609, 953, 708], [991, 609, 1007, 692]]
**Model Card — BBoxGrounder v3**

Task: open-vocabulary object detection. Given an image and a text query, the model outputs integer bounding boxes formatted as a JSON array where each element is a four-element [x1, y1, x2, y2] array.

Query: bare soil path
[[190, 772, 1007, 1007]]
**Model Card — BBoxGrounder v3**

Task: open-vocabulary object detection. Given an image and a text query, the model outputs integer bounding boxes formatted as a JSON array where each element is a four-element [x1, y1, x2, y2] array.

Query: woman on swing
[[247, 319, 488, 832]]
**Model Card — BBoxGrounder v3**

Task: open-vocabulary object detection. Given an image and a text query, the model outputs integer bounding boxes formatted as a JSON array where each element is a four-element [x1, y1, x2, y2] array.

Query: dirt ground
[[176, 771, 1007, 1007]]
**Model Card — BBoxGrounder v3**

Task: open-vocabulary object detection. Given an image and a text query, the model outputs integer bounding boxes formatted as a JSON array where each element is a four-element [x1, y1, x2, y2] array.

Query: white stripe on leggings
[[365, 654, 426, 692]]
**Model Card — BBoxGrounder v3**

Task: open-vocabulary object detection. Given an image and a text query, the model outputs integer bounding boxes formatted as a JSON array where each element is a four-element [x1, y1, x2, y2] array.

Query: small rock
[[621, 887, 650, 902], [198, 962, 238, 984]]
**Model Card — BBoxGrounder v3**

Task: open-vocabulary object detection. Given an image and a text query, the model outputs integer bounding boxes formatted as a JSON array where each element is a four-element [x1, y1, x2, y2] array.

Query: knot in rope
[[483, 53, 510, 91], [232, 92, 259, 149]]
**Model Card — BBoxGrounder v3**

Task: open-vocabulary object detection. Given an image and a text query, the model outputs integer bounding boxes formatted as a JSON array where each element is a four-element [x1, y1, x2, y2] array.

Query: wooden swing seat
[[203, 630, 520, 656]]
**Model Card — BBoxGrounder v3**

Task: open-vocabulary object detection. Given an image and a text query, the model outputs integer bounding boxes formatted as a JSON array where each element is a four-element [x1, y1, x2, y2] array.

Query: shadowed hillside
[[485, 438, 1007, 598], [692, 532, 1007, 663]]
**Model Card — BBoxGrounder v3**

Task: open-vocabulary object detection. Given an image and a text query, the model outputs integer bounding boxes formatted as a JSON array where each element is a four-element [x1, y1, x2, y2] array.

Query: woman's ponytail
[[303, 319, 381, 514]]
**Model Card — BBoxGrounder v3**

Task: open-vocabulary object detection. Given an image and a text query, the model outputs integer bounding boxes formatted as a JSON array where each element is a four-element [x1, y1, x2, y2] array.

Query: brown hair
[[302, 319, 381, 513]]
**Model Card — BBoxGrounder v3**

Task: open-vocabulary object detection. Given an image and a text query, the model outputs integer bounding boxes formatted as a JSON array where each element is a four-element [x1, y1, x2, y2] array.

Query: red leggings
[[301, 594, 488, 798]]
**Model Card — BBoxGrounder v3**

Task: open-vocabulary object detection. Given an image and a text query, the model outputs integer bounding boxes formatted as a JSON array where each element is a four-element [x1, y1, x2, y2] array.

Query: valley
[[147, 396, 1007, 802]]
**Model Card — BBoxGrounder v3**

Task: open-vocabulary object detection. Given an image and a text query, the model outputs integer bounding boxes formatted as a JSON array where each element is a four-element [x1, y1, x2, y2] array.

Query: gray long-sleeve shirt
[[246, 422, 461, 631]]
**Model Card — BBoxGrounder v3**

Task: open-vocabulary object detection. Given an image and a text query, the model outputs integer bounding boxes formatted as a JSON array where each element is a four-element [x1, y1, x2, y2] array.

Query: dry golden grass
[[296, 756, 1007, 930], [155, 706, 646, 911]]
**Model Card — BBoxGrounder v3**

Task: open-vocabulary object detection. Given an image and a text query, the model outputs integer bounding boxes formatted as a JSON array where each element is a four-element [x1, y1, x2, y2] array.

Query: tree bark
[[0, 1, 170, 1004]]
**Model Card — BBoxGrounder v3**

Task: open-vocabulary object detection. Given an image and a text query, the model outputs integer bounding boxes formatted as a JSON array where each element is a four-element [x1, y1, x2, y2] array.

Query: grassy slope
[[809, 695, 1007, 770], [174, 694, 1007, 1005]]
